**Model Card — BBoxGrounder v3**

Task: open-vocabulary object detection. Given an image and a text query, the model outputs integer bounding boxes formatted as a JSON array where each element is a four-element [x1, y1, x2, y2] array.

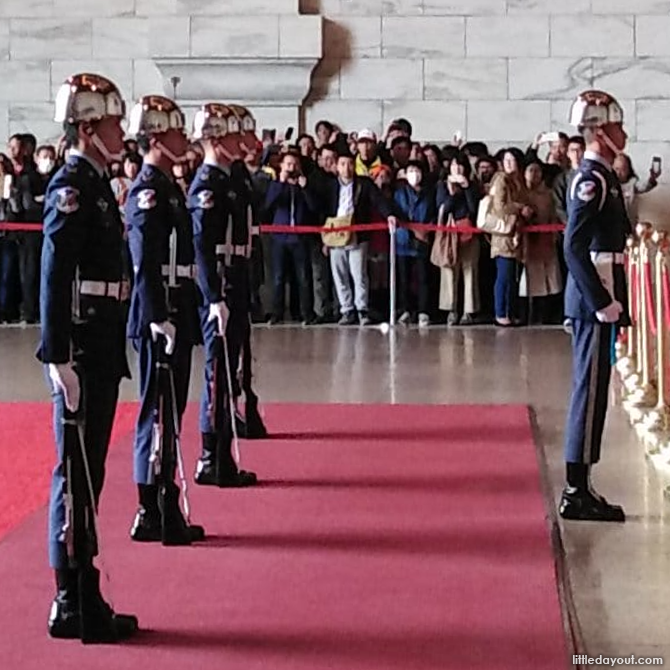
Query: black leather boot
[[244, 397, 268, 440], [217, 448, 258, 488], [559, 463, 625, 522], [130, 484, 162, 542], [159, 482, 205, 545], [48, 566, 139, 643], [79, 565, 138, 644], [48, 568, 80, 639], [194, 432, 219, 487]]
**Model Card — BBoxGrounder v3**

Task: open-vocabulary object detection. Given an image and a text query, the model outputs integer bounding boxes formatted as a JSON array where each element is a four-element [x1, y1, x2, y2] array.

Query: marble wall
[[0, 0, 669, 171]]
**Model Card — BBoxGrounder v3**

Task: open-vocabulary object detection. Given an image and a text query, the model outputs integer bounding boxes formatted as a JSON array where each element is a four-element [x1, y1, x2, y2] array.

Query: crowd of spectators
[[0, 119, 661, 327]]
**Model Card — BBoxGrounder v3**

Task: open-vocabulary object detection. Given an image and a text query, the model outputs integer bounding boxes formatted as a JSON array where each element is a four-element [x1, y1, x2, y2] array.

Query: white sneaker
[[418, 313, 430, 328], [398, 311, 411, 325]]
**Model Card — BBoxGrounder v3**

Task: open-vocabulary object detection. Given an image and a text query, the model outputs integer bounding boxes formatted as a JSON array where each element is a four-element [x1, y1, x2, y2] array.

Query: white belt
[[216, 243, 251, 257], [161, 264, 198, 279], [591, 251, 624, 265], [79, 280, 122, 299]]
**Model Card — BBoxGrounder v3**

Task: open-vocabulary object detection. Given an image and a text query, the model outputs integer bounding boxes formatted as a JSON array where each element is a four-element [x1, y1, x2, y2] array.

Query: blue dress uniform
[[126, 163, 205, 543], [562, 149, 631, 521], [39, 150, 138, 641], [189, 160, 258, 487], [40, 151, 130, 569]]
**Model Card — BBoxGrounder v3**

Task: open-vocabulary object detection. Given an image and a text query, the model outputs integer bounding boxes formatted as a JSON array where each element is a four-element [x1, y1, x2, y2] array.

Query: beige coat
[[487, 172, 526, 260], [519, 184, 562, 297]]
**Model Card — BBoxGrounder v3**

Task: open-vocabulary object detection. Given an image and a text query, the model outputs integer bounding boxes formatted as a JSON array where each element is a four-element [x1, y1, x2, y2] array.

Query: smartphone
[[2, 175, 12, 200], [284, 126, 294, 142], [652, 156, 662, 175], [453, 130, 463, 144], [262, 128, 276, 145]]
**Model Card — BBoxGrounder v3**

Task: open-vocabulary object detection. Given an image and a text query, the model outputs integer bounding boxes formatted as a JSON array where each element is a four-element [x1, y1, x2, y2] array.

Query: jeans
[[494, 257, 517, 320], [271, 239, 313, 320], [0, 237, 20, 319], [329, 242, 369, 314], [397, 254, 430, 315]]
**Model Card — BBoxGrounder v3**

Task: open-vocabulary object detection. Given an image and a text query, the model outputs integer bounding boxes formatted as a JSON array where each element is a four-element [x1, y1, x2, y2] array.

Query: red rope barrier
[[0, 221, 566, 235], [631, 260, 639, 326], [663, 264, 670, 331], [644, 259, 657, 336]]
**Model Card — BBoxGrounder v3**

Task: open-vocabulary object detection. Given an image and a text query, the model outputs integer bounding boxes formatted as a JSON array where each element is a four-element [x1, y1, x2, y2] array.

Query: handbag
[[322, 214, 353, 248], [322, 181, 363, 248], [430, 205, 459, 268], [476, 195, 517, 235]]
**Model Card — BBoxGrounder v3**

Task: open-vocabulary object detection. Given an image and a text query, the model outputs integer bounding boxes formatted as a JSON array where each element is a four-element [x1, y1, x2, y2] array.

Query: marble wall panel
[[508, 58, 592, 100], [466, 17, 549, 57], [50, 60, 134, 102], [424, 58, 507, 100], [550, 16, 634, 58], [382, 17, 464, 58], [322, 16, 382, 59], [190, 16, 279, 58], [340, 58, 423, 100], [0, 61, 50, 102], [11, 19, 92, 60], [279, 15, 322, 58], [467, 100, 551, 142], [423, 0, 505, 15], [175, 0, 299, 14], [92, 18, 149, 59], [636, 17, 670, 57]]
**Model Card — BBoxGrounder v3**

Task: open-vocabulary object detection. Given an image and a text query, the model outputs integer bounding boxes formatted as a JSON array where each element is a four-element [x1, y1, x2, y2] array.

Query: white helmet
[[127, 95, 185, 137], [569, 90, 623, 128], [192, 103, 232, 140], [54, 73, 125, 124]]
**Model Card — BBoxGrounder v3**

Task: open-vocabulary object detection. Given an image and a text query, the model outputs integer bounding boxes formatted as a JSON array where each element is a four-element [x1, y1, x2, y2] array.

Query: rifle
[[59, 365, 102, 642], [148, 228, 195, 539]]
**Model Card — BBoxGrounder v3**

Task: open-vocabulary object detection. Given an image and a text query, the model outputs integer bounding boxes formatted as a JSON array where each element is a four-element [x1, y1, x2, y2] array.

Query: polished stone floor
[[1, 323, 668, 663]]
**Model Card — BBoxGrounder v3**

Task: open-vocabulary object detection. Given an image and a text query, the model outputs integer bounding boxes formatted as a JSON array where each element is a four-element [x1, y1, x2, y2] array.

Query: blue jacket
[[264, 180, 318, 244], [564, 152, 632, 325], [38, 154, 129, 379], [393, 184, 436, 257], [435, 181, 480, 222], [126, 164, 202, 344]]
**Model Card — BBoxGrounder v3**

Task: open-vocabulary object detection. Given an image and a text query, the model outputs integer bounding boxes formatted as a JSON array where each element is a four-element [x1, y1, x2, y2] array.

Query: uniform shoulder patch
[[55, 186, 80, 214], [197, 190, 215, 210], [137, 189, 157, 210], [576, 179, 597, 203]]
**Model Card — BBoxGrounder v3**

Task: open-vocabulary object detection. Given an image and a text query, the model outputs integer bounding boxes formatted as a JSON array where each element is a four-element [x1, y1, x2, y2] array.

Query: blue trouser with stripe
[[564, 319, 614, 465], [132, 336, 193, 485]]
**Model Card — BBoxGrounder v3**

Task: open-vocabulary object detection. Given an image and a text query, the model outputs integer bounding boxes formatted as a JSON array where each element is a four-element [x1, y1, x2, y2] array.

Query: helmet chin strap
[[90, 132, 122, 164], [596, 127, 623, 158], [155, 140, 186, 166]]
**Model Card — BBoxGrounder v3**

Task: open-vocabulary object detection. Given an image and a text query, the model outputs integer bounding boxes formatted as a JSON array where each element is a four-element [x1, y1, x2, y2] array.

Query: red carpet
[[0, 402, 138, 538], [0, 403, 567, 669]]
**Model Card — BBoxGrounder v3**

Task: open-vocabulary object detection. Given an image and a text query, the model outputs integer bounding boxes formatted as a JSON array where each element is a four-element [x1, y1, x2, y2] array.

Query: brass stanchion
[[624, 223, 656, 411], [642, 231, 670, 452], [616, 236, 638, 381]]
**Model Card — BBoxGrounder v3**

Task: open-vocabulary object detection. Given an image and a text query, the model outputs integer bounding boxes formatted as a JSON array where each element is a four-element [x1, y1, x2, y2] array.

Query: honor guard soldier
[[39, 73, 138, 642], [227, 104, 268, 441], [561, 90, 632, 522], [189, 103, 259, 487], [125, 95, 205, 544]]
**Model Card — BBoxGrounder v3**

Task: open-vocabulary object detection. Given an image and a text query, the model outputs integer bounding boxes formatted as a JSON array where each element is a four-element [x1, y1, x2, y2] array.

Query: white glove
[[208, 301, 230, 337], [595, 300, 623, 324], [149, 321, 176, 355], [48, 363, 81, 413], [388, 216, 398, 233]]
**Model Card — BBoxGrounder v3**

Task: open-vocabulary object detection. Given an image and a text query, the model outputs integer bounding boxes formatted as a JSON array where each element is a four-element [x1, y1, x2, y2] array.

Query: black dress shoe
[[130, 506, 162, 542], [218, 469, 258, 488], [245, 407, 268, 439], [559, 487, 625, 522], [49, 567, 138, 643]]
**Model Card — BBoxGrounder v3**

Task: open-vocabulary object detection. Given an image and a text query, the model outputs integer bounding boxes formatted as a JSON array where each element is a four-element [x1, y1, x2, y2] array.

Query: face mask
[[37, 158, 54, 175], [407, 171, 422, 187]]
